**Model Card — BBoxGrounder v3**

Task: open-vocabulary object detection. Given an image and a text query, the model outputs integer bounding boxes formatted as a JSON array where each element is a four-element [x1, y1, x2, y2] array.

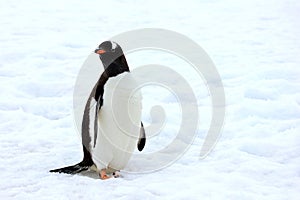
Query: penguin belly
[[91, 73, 142, 173]]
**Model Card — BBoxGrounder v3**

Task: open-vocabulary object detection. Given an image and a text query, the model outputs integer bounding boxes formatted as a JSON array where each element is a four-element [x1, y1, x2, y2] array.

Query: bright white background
[[0, 0, 299, 199]]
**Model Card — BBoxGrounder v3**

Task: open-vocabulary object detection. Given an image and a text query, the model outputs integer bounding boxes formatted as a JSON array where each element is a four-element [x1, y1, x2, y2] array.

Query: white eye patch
[[111, 41, 117, 50]]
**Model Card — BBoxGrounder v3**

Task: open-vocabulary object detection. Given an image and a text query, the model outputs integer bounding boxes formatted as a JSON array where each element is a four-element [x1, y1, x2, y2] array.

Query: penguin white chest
[[91, 73, 142, 172]]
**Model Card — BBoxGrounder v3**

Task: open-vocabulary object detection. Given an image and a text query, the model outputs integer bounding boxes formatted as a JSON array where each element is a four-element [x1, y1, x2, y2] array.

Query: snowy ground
[[1, 0, 300, 199]]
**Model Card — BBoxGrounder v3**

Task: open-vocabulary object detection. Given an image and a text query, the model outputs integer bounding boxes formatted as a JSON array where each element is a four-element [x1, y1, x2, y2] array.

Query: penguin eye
[[111, 48, 115, 52]]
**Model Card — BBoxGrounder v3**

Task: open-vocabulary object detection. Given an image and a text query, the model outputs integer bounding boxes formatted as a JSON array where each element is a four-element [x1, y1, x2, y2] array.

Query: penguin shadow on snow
[[50, 41, 146, 180]]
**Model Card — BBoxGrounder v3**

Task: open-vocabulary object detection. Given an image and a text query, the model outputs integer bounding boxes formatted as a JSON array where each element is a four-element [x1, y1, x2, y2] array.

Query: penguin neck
[[95, 56, 130, 101], [102, 55, 130, 72]]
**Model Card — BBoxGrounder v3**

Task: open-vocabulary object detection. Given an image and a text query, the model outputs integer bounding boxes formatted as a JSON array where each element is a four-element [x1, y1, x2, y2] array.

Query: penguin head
[[94, 41, 129, 77]]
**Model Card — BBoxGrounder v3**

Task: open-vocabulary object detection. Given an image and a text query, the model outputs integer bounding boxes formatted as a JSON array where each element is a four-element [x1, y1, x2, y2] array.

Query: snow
[[1, 0, 300, 199]]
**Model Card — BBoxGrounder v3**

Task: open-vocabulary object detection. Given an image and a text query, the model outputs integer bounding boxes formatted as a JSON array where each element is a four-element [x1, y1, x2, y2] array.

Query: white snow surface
[[1, 0, 300, 199]]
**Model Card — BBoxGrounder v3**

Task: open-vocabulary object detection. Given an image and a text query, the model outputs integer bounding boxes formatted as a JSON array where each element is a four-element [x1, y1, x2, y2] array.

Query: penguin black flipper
[[93, 94, 103, 147], [137, 122, 146, 151]]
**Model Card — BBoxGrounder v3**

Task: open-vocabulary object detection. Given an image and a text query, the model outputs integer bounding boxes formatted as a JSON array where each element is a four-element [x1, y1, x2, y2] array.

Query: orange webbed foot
[[100, 169, 111, 180]]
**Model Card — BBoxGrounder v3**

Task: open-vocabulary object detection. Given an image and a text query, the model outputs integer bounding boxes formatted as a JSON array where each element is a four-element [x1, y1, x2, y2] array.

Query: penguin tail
[[49, 161, 91, 174], [50, 146, 94, 174]]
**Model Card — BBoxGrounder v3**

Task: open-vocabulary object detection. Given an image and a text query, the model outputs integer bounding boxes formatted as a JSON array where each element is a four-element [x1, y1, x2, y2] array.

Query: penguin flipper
[[93, 94, 103, 147], [137, 122, 146, 151]]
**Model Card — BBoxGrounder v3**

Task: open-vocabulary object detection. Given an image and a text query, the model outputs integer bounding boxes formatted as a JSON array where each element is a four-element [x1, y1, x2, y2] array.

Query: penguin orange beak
[[95, 49, 106, 54]]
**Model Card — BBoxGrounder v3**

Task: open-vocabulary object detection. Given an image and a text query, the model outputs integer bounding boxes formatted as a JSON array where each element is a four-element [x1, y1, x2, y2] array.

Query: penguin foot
[[100, 169, 111, 180], [99, 169, 121, 179]]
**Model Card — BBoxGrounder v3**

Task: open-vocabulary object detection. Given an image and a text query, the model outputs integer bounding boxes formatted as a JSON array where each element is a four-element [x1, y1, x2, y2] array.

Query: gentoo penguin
[[50, 41, 146, 179]]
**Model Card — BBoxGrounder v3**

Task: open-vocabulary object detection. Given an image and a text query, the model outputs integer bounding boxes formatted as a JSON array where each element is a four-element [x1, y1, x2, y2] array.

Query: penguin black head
[[94, 41, 129, 77]]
